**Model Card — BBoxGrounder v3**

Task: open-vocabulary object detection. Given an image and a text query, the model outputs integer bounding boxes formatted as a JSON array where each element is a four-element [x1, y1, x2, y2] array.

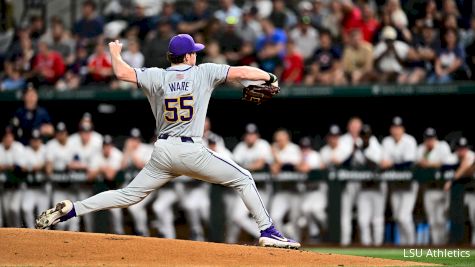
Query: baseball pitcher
[[36, 34, 299, 249]]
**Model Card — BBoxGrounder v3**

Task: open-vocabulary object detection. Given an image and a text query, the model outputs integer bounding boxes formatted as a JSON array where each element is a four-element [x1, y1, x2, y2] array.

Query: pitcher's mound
[[0, 228, 432, 266]]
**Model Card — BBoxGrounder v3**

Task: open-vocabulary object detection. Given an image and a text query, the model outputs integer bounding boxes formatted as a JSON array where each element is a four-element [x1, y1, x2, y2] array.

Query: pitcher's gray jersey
[[134, 63, 230, 137]]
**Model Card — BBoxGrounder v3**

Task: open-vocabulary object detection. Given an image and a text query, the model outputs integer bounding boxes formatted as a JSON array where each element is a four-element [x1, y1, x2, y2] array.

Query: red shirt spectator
[[32, 41, 65, 84], [341, 1, 363, 36], [88, 43, 113, 82], [281, 42, 303, 84], [361, 5, 379, 43]]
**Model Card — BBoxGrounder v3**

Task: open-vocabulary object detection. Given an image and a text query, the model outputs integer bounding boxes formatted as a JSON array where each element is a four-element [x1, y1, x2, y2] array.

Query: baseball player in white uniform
[[22, 129, 49, 229], [417, 128, 455, 245], [121, 128, 155, 236], [338, 118, 364, 246], [298, 137, 326, 241], [445, 137, 475, 245], [269, 129, 303, 240], [88, 135, 124, 234], [37, 34, 300, 249], [68, 121, 102, 232], [45, 122, 79, 231], [320, 125, 353, 245], [69, 113, 103, 149], [354, 125, 386, 246], [0, 126, 25, 227], [226, 123, 273, 243], [381, 117, 418, 245]]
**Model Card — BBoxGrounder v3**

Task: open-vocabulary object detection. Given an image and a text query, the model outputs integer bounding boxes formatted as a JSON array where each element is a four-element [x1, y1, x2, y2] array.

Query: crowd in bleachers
[[1, 0, 475, 91], [1, 86, 475, 246]]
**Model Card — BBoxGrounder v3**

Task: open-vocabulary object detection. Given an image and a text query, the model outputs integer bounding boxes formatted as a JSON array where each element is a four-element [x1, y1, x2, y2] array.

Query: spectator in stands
[[157, 1, 183, 31], [322, 1, 343, 39], [31, 39, 66, 85], [203, 40, 227, 64], [256, 19, 287, 73], [217, 18, 243, 65], [242, 0, 272, 19], [415, 0, 442, 30], [270, 128, 301, 175], [280, 40, 304, 85], [214, 0, 242, 23], [400, 21, 439, 84], [237, 41, 258, 67], [87, 41, 113, 84], [29, 15, 45, 42], [269, 0, 297, 30], [386, 0, 412, 43], [12, 85, 53, 144], [143, 19, 175, 68], [73, 0, 104, 42], [1, 61, 25, 91], [236, 6, 262, 44], [68, 45, 89, 85], [128, 3, 155, 41], [122, 39, 144, 68], [342, 29, 373, 84], [340, 0, 363, 38], [305, 30, 345, 85], [178, 0, 211, 34], [43, 17, 75, 66], [361, 4, 380, 43], [14, 34, 35, 74], [289, 16, 319, 61], [371, 26, 412, 83], [466, 17, 475, 80], [428, 29, 465, 84]]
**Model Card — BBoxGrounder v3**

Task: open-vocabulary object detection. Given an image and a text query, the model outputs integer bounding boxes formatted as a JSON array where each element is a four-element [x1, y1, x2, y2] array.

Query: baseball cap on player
[[31, 129, 41, 139], [168, 34, 205, 56], [56, 122, 67, 132], [103, 135, 113, 145], [245, 123, 259, 134], [300, 137, 312, 148], [391, 116, 404, 127], [456, 137, 469, 149], [130, 128, 141, 138], [328, 125, 341, 136], [423, 127, 437, 139]]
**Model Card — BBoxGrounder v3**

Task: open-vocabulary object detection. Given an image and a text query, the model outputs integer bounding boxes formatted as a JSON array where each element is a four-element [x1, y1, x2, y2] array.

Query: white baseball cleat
[[35, 200, 76, 229]]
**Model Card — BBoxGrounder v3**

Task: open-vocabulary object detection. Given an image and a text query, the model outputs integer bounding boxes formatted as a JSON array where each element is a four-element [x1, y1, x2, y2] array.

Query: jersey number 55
[[164, 95, 194, 122]]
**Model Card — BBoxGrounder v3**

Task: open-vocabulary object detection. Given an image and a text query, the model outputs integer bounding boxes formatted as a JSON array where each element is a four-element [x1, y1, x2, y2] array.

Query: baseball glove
[[242, 84, 280, 105]]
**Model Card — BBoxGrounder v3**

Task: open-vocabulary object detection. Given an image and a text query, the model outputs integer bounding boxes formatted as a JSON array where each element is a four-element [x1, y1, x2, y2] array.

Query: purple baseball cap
[[168, 34, 205, 56]]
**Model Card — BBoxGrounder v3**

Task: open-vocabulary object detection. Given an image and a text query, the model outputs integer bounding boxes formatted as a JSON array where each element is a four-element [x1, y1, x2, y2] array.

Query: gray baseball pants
[[74, 137, 273, 231]]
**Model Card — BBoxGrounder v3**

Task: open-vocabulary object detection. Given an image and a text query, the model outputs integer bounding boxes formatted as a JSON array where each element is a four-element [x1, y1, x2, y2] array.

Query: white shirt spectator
[[122, 50, 144, 68], [289, 26, 319, 60], [233, 139, 273, 168], [0, 141, 25, 167], [214, 5, 242, 23], [46, 139, 74, 171], [373, 40, 410, 73], [24, 145, 47, 171], [416, 140, 454, 165], [90, 147, 123, 172], [381, 134, 417, 164], [274, 143, 302, 166]]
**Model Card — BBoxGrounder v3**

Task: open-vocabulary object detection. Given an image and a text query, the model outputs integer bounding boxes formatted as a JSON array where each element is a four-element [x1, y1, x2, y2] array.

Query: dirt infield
[[0, 228, 433, 266]]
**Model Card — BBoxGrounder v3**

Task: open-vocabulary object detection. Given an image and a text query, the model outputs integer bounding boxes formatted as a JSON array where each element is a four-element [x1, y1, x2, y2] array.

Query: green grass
[[306, 248, 475, 267]]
